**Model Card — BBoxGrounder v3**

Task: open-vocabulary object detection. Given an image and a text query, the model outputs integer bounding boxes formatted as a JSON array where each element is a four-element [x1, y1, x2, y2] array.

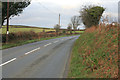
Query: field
[[1, 25, 84, 34], [68, 24, 118, 78], [72, 31, 84, 33], [1, 25, 55, 34]]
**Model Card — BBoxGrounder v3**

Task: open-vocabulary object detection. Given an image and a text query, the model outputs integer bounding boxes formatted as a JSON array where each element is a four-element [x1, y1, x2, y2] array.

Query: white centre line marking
[[0, 58, 17, 67], [54, 41, 58, 43], [25, 47, 40, 55], [44, 43, 52, 47]]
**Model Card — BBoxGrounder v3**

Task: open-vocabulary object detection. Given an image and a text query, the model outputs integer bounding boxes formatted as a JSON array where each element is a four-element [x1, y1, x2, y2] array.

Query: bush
[[80, 5, 105, 28], [62, 30, 66, 34], [8, 33, 16, 41], [2, 31, 59, 43], [2, 34, 6, 43]]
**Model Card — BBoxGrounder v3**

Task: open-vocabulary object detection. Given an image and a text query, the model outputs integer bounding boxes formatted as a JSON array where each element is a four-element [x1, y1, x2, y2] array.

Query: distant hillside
[[1, 25, 56, 34], [1, 25, 85, 34], [2, 25, 54, 29]]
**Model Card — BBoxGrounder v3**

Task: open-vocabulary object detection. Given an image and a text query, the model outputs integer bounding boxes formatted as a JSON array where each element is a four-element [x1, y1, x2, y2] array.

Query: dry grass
[[68, 23, 118, 78]]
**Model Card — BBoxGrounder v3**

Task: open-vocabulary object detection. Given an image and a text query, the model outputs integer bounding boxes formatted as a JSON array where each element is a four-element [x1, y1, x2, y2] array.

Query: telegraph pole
[[6, 0, 9, 43], [59, 13, 60, 26]]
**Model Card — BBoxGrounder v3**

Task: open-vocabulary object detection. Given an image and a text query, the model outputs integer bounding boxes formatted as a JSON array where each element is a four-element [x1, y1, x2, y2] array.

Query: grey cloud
[[9, 0, 119, 28]]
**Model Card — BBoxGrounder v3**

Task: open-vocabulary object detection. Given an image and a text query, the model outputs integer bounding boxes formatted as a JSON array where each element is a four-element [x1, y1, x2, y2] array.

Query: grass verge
[[2, 34, 80, 49], [68, 25, 118, 78]]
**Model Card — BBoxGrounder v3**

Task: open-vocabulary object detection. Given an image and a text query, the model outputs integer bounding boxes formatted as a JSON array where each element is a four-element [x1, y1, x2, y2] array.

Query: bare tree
[[100, 15, 109, 24], [71, 16, 81, 33], [100, 15, 118, 25]]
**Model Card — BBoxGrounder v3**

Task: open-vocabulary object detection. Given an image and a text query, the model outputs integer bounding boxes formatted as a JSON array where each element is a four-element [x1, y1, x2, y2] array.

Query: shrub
[[80, 5, 105, 28], [62, 30, 66, 34]]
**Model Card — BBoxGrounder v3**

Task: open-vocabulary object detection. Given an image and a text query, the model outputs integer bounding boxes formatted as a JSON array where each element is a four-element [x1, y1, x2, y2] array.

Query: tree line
[[54, 5, 105, 33]]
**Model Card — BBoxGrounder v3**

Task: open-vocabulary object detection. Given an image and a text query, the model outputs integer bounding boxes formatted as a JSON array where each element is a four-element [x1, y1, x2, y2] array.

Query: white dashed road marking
[[1, 47, 41, 66], [0, 58, 17, 67], [44, 43, 52, 47], [25, 47, 41, 55], [54, 41, 58, 43], [0, 37, 74, 66]]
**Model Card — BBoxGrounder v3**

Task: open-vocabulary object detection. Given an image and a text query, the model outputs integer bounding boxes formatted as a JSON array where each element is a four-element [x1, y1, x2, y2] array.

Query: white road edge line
[[25, 47, 40, 55], [44, 43, 52, 47], [0, 58, 17, 67]]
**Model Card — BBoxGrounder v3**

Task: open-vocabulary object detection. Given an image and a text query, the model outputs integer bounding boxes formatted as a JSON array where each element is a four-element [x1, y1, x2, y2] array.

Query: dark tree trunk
[[2, 20, 4, 25], [2, 17, 6, 26]]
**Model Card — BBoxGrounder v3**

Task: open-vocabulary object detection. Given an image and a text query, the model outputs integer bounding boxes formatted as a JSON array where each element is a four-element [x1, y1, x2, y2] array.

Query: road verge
[[68, 25, 118, 78]]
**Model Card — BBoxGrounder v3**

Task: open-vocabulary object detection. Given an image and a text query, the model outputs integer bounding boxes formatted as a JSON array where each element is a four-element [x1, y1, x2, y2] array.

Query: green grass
[[1, 25, 85, 34], [68, 25, 118, 78], [2, 34, 80, 49], [1, 25, 55, 34], [72, 31, 85, 33]]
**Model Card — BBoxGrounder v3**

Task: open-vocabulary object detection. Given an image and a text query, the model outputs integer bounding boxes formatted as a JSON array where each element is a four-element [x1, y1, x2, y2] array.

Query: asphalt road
[[1, 35, 79, 78]]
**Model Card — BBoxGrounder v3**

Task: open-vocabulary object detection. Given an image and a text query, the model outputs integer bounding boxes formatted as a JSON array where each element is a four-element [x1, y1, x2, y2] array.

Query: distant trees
[[71, 16, 81, 31], [80, 5, 105, 28], [101, 15, 118, 24], [67, 23, 72, 34], [54, 24, 61, 33], [2, 1, 31, 25]]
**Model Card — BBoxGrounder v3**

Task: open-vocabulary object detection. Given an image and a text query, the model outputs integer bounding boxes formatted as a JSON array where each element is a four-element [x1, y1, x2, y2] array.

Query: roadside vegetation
[[68, 24, 118, 78], [2, 34, 79, 49], [80, 5, 105, 28], [68, 5, 118, 78], [1, 25, 84, 49]]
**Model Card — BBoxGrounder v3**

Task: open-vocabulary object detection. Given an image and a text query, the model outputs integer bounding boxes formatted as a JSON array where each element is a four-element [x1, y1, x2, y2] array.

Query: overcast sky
[[8, 0, 119, 29]]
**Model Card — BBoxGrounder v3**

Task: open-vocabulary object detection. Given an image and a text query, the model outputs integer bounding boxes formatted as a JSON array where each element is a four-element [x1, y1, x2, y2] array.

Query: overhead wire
[[37, 2, 58, 15]]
